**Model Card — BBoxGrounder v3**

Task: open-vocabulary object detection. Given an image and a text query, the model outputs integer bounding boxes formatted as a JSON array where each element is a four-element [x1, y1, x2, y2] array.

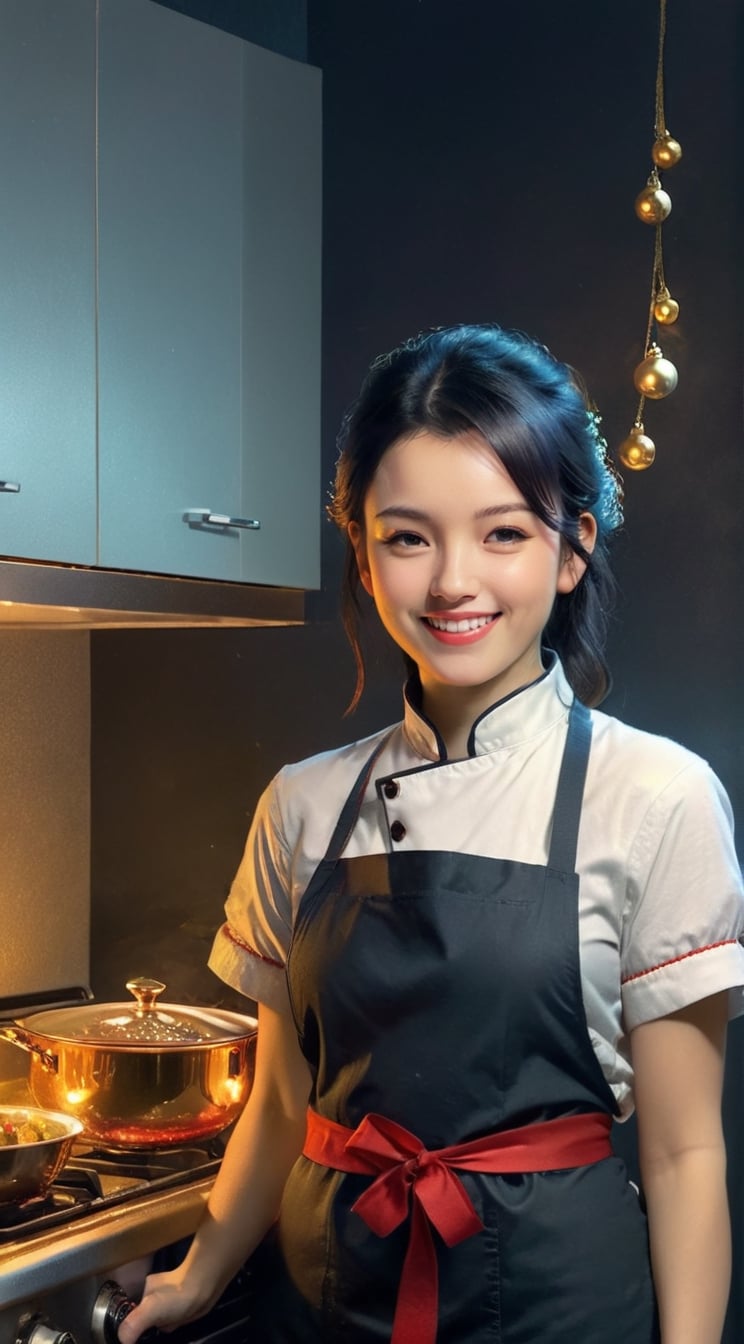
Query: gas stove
[[0, 1136, 251, 1344], [0, 968, 258, 1344], [0, 1138, 224, 1276]]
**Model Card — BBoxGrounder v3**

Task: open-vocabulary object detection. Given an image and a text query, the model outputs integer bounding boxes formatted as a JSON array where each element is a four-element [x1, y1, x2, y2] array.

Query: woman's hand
[[117, 1266, 214, 1343]]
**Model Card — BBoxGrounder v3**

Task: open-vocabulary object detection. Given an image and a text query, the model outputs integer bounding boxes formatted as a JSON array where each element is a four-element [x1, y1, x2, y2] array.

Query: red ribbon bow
[[303, 1108, 611, 1344], [346, 1112, 484, 1344]]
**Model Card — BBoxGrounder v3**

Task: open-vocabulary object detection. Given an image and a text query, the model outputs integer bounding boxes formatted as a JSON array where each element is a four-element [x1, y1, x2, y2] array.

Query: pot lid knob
[[126, 978, 166, 1014]]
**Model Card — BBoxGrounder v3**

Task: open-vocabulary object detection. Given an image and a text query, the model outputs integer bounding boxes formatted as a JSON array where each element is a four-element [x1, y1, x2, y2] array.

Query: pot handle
[[0, 1023, 58, 1072]]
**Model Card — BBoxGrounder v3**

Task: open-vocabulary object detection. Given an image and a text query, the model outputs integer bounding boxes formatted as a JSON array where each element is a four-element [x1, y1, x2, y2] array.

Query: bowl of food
[[0, 1104, 83, 1205]]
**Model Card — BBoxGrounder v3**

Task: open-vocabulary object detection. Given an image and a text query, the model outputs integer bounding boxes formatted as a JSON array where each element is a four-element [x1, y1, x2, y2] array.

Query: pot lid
[[20, 979, 256, 1046]]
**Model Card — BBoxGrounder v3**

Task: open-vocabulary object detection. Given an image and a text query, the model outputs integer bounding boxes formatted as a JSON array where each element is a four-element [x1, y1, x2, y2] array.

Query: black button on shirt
[[390, 820, 406, 842], [383, 780, 399, 799]]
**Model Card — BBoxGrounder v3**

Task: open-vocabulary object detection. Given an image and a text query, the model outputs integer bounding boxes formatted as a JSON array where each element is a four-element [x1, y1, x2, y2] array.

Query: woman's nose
[[429, 547, 478, 601]]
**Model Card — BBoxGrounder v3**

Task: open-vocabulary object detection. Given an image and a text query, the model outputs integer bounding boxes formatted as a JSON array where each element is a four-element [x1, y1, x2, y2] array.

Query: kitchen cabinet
[[0, 0, 321, 593], [0, 0, 97, 566], [97, 0, 244, 583]]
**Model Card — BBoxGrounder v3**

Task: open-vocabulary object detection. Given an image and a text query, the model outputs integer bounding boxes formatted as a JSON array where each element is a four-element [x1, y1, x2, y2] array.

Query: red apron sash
[[302, 1108, 612, 1344]]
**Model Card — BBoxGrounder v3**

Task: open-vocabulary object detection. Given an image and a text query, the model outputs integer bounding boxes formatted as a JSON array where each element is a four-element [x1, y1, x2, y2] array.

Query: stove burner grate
[[0, 1138, 226, 1246]]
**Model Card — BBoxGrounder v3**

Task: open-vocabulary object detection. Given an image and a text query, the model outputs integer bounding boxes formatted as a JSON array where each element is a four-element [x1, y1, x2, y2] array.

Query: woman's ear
[[556, 512, 598, 594], [348, 521, 374, 597]]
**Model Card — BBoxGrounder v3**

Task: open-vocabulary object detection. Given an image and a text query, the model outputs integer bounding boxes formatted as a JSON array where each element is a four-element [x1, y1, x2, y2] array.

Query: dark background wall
[[91, 1, 743, 1335]]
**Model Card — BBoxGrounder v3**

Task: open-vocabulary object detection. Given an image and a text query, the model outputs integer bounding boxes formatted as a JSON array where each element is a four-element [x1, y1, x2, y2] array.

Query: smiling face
[[349, 429, 595, 740]]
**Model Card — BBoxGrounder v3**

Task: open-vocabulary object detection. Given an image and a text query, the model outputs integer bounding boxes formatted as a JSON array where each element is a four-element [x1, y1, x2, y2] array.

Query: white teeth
[[426, 615, 495, 633]]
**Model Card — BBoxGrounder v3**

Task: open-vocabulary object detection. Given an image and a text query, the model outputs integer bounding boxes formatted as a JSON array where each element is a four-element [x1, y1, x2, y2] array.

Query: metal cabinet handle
[[0, 480, 20, 493], [183, 509, 260, 530]]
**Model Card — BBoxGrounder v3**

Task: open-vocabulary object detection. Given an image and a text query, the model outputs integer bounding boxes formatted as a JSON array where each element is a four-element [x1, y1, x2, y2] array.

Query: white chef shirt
[[209, 658, 744, 1118]]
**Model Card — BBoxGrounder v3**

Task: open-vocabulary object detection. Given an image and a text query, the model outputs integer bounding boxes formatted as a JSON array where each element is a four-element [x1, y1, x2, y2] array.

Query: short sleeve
[[621, 759, 744, 1031], [208, 774, 293, 1013]]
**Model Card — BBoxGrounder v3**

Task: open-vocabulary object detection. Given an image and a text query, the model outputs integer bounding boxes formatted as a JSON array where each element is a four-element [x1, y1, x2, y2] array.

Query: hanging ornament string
[[619, 0, 682, 472]]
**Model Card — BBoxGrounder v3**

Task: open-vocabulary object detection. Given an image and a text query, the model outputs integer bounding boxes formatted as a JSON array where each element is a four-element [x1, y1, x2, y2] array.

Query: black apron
[[248, 699, 659, 1342]]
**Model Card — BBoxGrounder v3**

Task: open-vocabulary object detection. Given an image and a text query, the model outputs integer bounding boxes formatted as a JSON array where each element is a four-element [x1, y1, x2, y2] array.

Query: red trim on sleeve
[[220, 922, 285, 970], [622, 938, 739, 985]]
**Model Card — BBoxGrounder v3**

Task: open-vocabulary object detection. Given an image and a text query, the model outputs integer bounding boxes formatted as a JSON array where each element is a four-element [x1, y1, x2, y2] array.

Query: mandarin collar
[[401, 656, 575, 762]]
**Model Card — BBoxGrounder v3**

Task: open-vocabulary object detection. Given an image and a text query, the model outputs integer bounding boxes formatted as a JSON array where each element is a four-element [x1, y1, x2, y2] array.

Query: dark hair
[[328, 324, 623, 710]]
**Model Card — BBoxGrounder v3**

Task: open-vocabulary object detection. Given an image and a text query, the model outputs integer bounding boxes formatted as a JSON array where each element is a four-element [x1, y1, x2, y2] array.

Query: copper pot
[[0, 979, 257, 1150]]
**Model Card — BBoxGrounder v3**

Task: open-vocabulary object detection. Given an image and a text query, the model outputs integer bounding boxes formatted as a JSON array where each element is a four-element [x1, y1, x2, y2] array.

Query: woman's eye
[[488, 526, 526, 544], [384, 531, 426, 548]]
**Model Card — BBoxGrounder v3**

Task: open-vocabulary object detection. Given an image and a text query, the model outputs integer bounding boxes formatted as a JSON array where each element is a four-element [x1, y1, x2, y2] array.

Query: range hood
[[0, 558, 305, 629]]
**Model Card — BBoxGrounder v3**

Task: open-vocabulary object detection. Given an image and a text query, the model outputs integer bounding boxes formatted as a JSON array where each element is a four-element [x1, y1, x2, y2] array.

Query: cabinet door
[[239, 44, 322, 589], [97, 0, 243, 581], [0, 0, 97, 565]]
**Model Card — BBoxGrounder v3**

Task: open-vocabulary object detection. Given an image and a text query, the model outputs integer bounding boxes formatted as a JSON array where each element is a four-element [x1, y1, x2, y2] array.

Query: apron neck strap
[[323, 733, 393, 864], [547, 698, 593, 873]]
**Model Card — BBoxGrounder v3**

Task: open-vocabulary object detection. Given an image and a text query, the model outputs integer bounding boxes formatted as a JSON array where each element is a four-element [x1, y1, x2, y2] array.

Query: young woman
[[120, 325, 744, 1344]]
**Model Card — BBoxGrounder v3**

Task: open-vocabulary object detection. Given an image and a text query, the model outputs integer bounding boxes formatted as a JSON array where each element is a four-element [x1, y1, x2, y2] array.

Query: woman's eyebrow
[[475, 503, 532, 520], [374, 502, 531, 521]]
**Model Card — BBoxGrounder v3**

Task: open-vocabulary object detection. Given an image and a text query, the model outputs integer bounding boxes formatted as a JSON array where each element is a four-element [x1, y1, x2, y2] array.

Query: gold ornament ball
[[653, 291, 680, 324], [652, 134, 683, 168], [619, 427, 656, 471], [635, 184, 672, 224], [633, 346, 678, 399]]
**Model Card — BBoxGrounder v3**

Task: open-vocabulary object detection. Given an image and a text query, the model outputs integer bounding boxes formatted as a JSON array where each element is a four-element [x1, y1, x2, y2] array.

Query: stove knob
[[90, 1282, 136, 1344], [15, 1314, 78, 1344]]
